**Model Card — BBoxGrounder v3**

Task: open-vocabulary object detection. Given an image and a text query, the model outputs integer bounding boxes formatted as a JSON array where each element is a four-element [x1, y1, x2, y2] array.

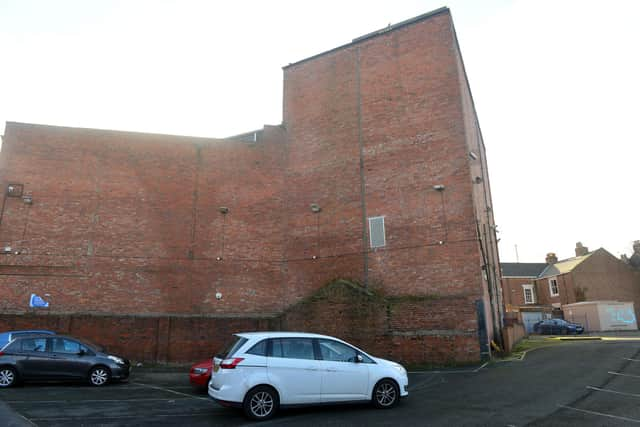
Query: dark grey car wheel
[[373, 379, 399, 408], [0, 367, 17, 388], [89, 366, 111, 386], [243, 386, 279, 420]]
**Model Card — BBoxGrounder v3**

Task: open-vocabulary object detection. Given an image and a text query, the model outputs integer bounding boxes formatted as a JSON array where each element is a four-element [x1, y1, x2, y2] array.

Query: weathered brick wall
[[0, 280, 480, 364], [0, 124, 289, 315], [0, 313, 276, 363], [282, 10, 485, 304], [502, 277, 536, 307], [0, 8, 498, 363], [279, 280, 481, 364]]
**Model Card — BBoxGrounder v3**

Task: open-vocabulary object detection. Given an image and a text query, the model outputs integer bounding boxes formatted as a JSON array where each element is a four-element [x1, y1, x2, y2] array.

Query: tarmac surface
[[2, 336, 640, 426]]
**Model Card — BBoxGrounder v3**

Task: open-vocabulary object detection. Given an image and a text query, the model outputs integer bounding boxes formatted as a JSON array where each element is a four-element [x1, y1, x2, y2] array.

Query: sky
[[0, 0, 638, 263]]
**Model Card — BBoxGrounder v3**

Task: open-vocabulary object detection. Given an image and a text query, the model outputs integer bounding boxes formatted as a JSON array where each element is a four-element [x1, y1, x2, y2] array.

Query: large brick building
[[0, 8, 502, 364]]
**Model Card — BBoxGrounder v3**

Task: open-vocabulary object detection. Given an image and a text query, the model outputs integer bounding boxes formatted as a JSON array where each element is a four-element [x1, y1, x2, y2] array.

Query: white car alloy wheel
[[374, 379, 399, 408], [244, 386, 278, 420], [0, 367, 16, 387], [89, 367, 110, 386]]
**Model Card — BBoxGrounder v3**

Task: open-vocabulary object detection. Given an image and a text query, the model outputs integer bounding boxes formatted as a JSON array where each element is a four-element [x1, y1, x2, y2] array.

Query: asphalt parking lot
[[2, 338, 640, 426]]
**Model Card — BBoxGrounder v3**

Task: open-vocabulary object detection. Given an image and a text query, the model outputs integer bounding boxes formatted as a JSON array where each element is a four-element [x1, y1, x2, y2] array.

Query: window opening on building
[[523, 284, 536, 304]]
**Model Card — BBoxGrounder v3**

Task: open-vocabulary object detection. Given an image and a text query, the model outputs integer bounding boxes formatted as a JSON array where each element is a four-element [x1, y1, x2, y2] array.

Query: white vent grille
[[368, 216, 386, 248]]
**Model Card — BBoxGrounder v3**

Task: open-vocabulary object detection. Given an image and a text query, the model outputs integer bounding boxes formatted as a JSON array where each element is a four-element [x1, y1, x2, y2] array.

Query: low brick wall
[[0, 281, 483, 365], [0, 313, 276, 362], [502, 323, 526, 353]]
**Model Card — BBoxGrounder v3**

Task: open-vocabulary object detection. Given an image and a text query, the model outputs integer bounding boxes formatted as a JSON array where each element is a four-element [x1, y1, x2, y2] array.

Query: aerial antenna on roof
[[515, 244, 519, 263]]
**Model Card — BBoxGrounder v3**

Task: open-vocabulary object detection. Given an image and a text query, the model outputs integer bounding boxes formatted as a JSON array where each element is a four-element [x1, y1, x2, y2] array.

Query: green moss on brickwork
[[286, 278, 445, 313], [291, 279, 379, 306], [387, 294, 441, 303]]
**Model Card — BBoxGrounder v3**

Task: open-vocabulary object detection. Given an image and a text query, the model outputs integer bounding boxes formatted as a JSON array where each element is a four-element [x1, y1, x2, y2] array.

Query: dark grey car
[[0, 334, 130, 387]]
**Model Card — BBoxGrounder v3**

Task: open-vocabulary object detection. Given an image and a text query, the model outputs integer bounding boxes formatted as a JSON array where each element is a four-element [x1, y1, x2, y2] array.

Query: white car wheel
[[89, 366, 111, 386], [373, 379, 399, 408], [243, 386, 279, 420], [0, 367, 17, 388]]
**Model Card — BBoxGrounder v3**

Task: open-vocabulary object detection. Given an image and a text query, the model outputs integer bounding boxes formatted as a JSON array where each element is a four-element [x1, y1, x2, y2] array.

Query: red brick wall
[[0, 280, 480, 365], [0, 124, 291, 315], [452, 23, 503, 341], [502, 277, 536, 308], [0, 313, 275, 363], [283, 10, 486, 302], [281, 281, 482, 365], [0, 9, 498, 363]]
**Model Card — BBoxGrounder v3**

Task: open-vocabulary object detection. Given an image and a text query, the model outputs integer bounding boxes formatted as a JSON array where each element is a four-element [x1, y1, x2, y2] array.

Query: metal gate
[[522, 311, 544, 333]]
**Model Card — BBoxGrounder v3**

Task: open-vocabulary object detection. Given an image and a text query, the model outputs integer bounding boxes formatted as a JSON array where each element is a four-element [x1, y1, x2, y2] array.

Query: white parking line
[[608, 371, 640, 379], [5, 397, 197, 404], [133, 382, 211, 401], [558, 405, 640, 423], [28, 412, 216, 422], [623, 358, 640, 362], [587, 385, 640, 398]]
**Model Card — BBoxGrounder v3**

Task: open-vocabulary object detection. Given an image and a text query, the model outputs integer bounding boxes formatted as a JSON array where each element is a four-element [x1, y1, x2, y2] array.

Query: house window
[[549, 278, 559, 297], [523, 284, 536, 304], [368, 216, 386, 248]]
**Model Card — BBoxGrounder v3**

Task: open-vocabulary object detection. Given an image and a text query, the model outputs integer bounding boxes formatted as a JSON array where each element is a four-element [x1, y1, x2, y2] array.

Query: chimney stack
[[575, 242, 589, 257], [633, 240, 640, 255], [546, 252, 558, 264]]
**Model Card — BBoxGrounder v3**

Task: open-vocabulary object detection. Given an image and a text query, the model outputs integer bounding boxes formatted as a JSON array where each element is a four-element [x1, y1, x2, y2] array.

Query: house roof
[[538, 252, 593, 279], [501, 263, 548, 278]]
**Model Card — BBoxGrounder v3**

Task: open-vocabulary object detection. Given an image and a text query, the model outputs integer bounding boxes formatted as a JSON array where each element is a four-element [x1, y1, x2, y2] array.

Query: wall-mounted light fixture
[[474, 176, 483, 184], [2, 246, 12, 254], [218, 207, 229, 214], [6, 184, 23, 197], [216, 256, 223, 261], [469, 151, 478, 160], [310, 203, 321, 213], [433, 184, 445, 192], [22, 195, 33, 205]]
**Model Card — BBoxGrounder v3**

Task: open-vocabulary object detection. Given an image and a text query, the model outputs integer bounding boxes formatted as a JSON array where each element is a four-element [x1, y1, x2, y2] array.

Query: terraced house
[[502, 242, 640, 333], [0, 8, 502, 365]]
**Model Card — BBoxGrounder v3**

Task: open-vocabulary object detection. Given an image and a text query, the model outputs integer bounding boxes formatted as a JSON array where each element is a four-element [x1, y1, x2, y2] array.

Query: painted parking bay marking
[[587, 386, 640, 399], [558, 405, 640, 424], [133, 382, 210, 401], [608, 371, 640, 379]]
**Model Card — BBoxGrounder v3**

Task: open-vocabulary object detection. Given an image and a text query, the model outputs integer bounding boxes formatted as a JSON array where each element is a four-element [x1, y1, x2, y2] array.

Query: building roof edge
[[283, 7, 450, 70]]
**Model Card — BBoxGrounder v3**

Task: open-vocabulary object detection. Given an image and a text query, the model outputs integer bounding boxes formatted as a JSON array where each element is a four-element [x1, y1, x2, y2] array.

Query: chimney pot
[[546, 252, 558, 264], [575, 242, 589, 257], [633, 240, 640, 255]]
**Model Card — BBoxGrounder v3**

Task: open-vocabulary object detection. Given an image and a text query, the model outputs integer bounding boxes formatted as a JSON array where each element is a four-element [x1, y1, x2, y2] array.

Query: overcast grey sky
[[1, 0, 638, 263]]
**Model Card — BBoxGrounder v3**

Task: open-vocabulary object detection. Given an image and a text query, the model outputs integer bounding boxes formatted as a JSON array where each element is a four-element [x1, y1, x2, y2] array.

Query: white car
[[208, 332, 408, 420]]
